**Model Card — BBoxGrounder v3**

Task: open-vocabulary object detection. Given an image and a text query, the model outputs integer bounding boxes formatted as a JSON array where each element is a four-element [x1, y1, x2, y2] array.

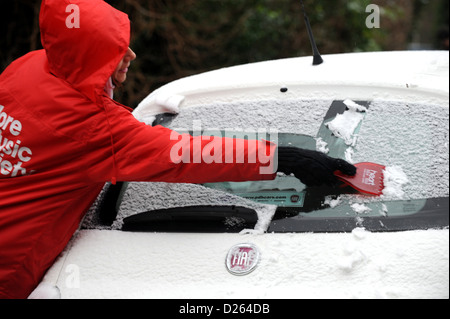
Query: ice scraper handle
[[277, 147, 357, 187]]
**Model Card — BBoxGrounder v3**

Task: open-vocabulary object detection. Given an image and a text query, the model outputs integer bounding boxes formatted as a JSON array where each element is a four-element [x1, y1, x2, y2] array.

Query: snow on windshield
[[353, 100, 449, 200], [83, 98, 449, 232], [326, 99, 368, 146], [169, 99, 334, 137], [167, 98, 448, 199]]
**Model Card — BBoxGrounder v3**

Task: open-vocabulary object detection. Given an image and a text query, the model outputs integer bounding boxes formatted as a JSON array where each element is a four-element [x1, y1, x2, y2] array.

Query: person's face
[[113, 47, 136, 84]]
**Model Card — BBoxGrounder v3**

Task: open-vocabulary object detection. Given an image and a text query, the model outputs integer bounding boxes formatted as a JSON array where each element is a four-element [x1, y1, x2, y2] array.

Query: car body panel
[[134, 51, 449, 123], [43, 229, 449, 299]]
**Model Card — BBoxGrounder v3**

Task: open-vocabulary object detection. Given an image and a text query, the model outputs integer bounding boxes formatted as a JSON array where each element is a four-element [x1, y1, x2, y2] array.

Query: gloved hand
[[277, 147, 357, 187]]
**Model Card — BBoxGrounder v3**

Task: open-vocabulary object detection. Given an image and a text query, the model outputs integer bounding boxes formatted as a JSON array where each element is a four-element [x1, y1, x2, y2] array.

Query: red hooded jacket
[[0, 0, 276, 298]]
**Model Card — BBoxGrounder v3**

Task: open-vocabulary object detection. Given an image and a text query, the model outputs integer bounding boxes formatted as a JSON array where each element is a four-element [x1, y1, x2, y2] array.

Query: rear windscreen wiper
[[122, 205, 258, 233]]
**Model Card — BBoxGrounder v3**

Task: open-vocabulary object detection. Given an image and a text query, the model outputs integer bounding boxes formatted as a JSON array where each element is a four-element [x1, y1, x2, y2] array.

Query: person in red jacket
[[0, 0, 355, 299]]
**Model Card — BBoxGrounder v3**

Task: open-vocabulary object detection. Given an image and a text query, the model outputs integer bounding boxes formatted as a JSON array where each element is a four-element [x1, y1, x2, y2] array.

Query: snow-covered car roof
[[134, 50, 449, 122], [34, 51, 449, 299]]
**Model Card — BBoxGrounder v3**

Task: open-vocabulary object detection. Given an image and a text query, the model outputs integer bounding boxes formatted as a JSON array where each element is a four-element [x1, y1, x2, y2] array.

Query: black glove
[[277, 147, 357, 187]]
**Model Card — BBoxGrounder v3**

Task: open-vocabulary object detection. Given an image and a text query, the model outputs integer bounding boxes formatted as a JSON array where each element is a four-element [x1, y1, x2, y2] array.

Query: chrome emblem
[[226, 244, 260, 276]]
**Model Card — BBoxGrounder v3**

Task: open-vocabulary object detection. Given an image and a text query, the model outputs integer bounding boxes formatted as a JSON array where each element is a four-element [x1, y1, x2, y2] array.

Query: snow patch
[[134, 93, 184, 125], [382, 166, 409, 199], [316, 137, 329, 154], [345, 147, 355, 164], [352, 227, 369, 240], [379, 203, 388, 217], [351, 203, 372, 214], [241, 205, 277, 235], [325, 99, 368, 146], [324, 196, 342, 208], [28, 283, 61, 299], [337, 229, 370, 272]]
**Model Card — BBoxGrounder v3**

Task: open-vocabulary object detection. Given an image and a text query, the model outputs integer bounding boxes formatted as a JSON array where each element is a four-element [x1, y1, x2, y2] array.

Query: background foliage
[[1, 0, 448, 108]]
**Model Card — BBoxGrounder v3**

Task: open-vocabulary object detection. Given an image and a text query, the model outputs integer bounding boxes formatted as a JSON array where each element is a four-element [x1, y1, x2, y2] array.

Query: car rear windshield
[[83, 98, 449, 233]]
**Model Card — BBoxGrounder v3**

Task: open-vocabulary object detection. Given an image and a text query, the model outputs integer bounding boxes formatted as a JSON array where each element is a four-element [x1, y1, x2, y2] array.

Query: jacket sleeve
[[85, 101, 277, 184]]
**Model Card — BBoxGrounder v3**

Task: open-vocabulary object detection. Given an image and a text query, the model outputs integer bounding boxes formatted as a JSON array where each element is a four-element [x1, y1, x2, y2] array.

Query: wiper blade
[[122, 205, 258, 233], [269, 197, 449, 233]]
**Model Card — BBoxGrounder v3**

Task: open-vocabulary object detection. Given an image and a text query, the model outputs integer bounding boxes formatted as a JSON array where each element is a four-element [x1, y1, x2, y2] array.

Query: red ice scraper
[[334, 162, 386, 196]]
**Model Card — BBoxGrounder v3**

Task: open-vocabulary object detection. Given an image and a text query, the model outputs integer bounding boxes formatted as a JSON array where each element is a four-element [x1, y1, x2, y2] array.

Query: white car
[[33, 50, 449, 300]]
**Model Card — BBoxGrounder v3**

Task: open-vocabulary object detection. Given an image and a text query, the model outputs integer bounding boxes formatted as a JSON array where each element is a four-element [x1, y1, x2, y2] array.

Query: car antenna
[[300, 0, 323, 65]]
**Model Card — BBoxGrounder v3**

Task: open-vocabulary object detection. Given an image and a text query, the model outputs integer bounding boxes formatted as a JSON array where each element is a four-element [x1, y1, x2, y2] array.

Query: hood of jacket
[[39, 0, 130, 102]]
